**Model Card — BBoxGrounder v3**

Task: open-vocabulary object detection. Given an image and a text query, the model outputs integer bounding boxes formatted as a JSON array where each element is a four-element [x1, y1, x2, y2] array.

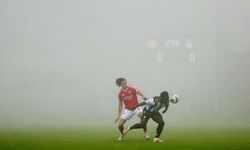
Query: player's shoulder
[[127, 85, 136, 89], [153, 96, 160, 101], [119, 88, 125, 93], [127, 85, 136, 92], [127, 85, 140, 92], [118, 88, 124, 96]]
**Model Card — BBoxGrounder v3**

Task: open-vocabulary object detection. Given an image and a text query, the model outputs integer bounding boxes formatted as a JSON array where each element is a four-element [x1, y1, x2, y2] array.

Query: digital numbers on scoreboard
[[143, 35, 199, 64]]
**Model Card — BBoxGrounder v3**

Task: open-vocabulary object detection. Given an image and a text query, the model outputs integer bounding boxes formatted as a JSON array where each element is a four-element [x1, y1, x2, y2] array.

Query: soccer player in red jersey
[[115, 77, 149, 141]]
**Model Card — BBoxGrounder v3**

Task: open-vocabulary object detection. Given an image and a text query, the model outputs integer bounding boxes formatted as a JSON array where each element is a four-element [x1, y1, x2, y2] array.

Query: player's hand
[[143, 97, 148, 100], [115, 118, 119, 124]]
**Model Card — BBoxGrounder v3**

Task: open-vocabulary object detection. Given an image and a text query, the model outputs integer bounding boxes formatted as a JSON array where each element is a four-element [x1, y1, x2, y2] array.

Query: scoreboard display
[[142, 35, 201, 64]]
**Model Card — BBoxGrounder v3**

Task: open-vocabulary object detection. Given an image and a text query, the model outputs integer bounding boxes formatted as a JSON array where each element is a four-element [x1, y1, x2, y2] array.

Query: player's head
[[115, 77, 127, 89], [160, 91, 169, 103]]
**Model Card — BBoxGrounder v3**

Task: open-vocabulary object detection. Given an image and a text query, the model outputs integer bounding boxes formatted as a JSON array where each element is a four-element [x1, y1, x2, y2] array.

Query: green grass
[[0, 126, 250, 150]]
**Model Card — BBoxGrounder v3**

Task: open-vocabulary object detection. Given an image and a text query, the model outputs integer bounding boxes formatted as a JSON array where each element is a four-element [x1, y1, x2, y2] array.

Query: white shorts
[[120, 107, 143, 120]]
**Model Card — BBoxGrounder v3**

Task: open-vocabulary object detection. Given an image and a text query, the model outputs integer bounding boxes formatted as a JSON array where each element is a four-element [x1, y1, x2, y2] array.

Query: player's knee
[[141, 123, 146, 128], [159, 121, 165, 126], [117, 121, 123, 127], [118, 124, 123, 128], [140, 121, 147, 128]]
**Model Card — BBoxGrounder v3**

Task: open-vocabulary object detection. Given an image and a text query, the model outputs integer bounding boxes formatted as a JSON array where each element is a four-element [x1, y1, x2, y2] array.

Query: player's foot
[[144, 134, 150, 140], [153, 137, 164, 143], [118, 134, 124, 141], [123, 126, 131, 135]]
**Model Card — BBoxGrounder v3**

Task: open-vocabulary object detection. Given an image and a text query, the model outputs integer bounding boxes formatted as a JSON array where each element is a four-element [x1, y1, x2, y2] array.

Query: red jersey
[[118, 86, 140, 110]]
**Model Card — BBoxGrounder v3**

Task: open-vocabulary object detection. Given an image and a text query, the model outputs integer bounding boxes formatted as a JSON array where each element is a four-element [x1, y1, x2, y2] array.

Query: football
[[170, 94, 179, 104]]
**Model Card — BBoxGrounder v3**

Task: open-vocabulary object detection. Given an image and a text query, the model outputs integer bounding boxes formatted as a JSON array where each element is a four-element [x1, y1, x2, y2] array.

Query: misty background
[[0, 0, 249, 127]]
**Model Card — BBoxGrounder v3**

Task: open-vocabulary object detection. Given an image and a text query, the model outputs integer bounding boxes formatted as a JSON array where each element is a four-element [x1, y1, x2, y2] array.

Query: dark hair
[[115, 78, 126, 87], [160, 91, 169, 103], [160, 91, 169, 98]]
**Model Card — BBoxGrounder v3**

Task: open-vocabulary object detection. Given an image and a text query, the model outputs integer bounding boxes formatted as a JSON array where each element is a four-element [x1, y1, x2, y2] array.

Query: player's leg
[[117, 118, 126, 135], [123, 111, 150, 135], [135, 107, 148, 132], [117, 109, 133, 140], [151, 112, 165, 142], [137, 111, 150, 139], [131, 114, 149, 129]]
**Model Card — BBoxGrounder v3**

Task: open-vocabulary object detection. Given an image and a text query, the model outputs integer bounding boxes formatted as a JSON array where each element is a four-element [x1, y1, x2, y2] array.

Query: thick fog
[[0, 0, 250, 127]]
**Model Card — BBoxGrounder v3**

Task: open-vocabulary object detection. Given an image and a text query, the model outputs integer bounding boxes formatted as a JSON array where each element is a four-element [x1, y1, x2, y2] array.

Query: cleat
[[118, 134, 124, 141], [144, 134, 150, 140], [153, 138, 164, 143]]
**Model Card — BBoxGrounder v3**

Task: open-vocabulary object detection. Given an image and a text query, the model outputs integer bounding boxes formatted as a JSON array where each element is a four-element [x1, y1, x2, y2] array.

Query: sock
[[119, 126, 124, 134], [143, 126, 147, 134]]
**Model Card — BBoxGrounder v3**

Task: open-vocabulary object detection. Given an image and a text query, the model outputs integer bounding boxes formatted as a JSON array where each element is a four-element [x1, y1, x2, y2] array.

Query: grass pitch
[[0, 126, 250, 150]]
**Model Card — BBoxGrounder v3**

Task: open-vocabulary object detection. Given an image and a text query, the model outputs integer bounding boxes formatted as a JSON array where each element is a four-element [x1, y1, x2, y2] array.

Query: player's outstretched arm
[[133, 102, 146, 109], [137, 90, 148, 100]]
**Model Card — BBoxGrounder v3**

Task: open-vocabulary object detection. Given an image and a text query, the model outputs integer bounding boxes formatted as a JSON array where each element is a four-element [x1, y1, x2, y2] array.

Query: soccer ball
[[170, 94, 179, 104]]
